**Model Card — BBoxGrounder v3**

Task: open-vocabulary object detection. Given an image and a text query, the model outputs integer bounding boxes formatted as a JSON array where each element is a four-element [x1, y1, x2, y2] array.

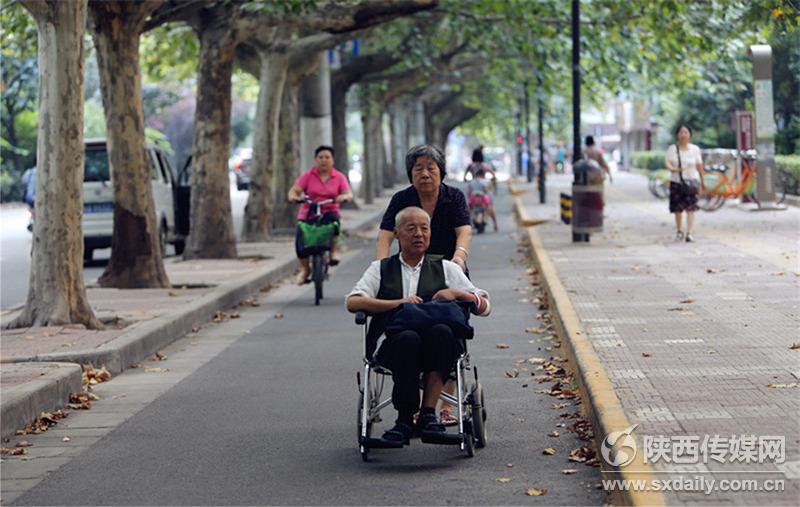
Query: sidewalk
[[515, 172, 799, 505], [0, 193, 393, 441]]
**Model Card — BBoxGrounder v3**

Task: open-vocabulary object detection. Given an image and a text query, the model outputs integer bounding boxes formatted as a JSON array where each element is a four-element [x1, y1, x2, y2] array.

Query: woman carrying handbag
[[665, 124, 705, 242]]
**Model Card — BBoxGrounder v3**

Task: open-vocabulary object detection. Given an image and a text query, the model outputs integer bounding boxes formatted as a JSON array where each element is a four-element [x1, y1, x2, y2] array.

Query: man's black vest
[[366, 254, 447, 356]]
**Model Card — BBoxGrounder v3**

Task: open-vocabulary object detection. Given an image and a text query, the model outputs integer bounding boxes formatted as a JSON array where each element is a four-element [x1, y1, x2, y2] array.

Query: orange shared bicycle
[[698, 150, 788, 211]]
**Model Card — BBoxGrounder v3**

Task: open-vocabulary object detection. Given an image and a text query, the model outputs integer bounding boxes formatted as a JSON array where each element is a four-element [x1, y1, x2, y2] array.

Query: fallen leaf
[[496, 477, 512, 484], [496, 343, 510, 349], [790, 343, 800, 350], [548, 431, 560, 437], [767, 383, 799, 388], [706, 268, 718, 274], [551, 402, 570, 409], [213, 311, 227, 322], [525, 487, 547, 496], [526, 326, 547, 334], [16, 440, 32, 447], [561, 469, 578, 475], [62, 437, 71, 442], [506, 463, 514, 468], [274, 313, 284, 319], [542, 447, 556, 455], [230, 311, 241, 319], [642, 352, 651, 358], [130, 362, 141, 368], [505, 369, 520, 378], [155, 351, 167, 361], [527, 357, 546, 364], [143, 367, 170, 373], [680, 298, 695, 304], [0, 447, 26, 455]]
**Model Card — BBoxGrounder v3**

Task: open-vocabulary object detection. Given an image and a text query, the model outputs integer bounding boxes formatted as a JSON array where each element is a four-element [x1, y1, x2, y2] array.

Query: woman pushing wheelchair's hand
[[432, 288, 488, 315]]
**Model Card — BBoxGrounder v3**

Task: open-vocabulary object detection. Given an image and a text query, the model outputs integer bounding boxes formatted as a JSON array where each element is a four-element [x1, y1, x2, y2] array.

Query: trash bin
[[572, 159, 604, 242]]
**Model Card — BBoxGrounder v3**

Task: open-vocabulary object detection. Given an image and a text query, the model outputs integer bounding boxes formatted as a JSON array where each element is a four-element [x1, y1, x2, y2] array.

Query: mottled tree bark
[[241, 51, 288, 242], [330, 82, 349, 181], [183, 24, 238, 259], [274, 83, 301, 231], [9, 0, 100, 329], [90, 0, 169, 288]]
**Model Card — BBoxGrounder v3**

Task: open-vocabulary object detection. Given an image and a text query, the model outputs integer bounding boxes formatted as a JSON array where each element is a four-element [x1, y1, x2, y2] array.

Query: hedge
[[631, 151, 666, 171], [776, 155, 800, 181]]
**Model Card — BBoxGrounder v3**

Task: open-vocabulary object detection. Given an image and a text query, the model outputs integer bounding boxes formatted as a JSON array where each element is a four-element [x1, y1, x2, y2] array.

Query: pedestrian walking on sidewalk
[[665, 125, 705, 243], [583, 136, 612, 183], [288, 145, 353, 285]]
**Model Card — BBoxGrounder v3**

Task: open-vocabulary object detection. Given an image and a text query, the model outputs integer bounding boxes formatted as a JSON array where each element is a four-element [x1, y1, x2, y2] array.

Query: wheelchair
[[354, 311, 488, 461]]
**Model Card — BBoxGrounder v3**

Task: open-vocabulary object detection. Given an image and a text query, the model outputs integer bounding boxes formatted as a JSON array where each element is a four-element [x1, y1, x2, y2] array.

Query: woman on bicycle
[[288, 145, 352, 285], [666, 125, 705, 243]]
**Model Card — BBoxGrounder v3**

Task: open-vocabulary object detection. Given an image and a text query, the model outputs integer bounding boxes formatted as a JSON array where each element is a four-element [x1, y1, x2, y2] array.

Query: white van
[[82, 139, 185, 261]]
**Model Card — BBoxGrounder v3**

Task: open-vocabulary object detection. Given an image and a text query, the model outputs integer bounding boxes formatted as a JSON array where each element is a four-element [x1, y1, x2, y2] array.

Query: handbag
[[384, 300, 475, 340], [676, 145, 698, 192]]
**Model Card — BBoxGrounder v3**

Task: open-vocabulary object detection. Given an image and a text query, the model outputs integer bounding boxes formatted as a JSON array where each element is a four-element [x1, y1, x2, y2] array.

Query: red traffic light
[[516, 136, 523, 144]]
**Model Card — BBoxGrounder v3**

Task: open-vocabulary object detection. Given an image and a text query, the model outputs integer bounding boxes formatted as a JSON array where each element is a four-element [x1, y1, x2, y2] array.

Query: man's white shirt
[[346, 254, 490, 316]]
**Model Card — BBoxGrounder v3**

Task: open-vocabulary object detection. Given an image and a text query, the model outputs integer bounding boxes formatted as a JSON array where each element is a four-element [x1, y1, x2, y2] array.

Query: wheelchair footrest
[[362, 436, 405, 449], [420, 431, 464, 446]]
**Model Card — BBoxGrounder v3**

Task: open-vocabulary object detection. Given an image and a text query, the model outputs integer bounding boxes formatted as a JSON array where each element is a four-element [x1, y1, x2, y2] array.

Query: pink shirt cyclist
[[288, 145, 353, 284]]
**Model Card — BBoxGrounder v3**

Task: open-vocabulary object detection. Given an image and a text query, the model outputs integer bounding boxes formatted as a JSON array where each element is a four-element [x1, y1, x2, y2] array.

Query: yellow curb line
[[510, 181, 665, 507]]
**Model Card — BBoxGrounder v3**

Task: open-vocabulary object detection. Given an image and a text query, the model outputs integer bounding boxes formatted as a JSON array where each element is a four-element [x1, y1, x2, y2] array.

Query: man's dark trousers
[[376, 323, 463, 418]]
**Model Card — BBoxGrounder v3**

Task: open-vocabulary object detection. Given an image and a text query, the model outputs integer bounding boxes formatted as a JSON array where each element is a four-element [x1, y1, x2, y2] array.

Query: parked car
[[230, 147, 252, 190], [82, 138, 186, 261]]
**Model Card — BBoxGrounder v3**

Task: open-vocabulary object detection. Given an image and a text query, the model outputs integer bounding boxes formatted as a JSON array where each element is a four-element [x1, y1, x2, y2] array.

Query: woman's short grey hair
[[405, 144, 446, 183], [395, 206, 430, 229]]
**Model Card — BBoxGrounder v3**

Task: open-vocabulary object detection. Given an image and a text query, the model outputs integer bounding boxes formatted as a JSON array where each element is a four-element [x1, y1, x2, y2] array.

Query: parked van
[[82, 139, 186, 261]]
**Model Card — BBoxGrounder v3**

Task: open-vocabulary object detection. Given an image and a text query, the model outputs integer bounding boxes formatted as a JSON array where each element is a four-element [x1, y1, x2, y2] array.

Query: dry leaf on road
[[144, 367, 170, 373], [790, 343, 800, 350], [1, 447, 27, 455], [548, 431, 560, 437], [525, 488, 547, 496], [496, 343, 510, 349], [16, 440, 32, 447], [496, 477, 512, 484], [542, 447, 556, 455], [767, 383, 799, 388], [680, 298, 694, 304], [274, 313, 284, 319], [561, 469, 578, 475], [642, 352, 652, 357]]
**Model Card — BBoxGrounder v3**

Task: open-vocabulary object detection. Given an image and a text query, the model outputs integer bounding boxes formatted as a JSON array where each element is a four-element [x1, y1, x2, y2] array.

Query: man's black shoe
[[417, 412, 446, 435], [380, 422, 412, 446]]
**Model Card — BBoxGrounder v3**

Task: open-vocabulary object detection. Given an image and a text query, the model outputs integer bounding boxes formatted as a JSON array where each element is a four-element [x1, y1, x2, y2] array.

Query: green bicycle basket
[[298, 220, 339, 249]]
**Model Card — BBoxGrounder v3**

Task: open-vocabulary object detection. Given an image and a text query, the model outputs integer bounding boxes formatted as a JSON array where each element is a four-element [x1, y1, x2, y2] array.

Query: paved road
[[0, 177, 248, 311], [7, 187, 606, 506]]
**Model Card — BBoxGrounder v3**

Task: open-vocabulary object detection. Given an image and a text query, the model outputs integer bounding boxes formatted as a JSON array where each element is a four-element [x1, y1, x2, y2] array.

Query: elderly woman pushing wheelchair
[[346, 207, 491, 445]]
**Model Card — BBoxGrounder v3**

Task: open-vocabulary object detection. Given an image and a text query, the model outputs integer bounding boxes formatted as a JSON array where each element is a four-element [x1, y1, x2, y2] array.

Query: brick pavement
[[521, 172, 799, 505]]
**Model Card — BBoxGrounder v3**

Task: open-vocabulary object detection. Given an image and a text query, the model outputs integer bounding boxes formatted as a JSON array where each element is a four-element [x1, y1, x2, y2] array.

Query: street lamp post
[[537, 69, 545, 203], [524, 80, 532, 182], [571, 0, 588, 242]]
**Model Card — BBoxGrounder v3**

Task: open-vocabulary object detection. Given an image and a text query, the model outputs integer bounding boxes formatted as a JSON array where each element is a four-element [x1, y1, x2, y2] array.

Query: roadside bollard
[[572, 159, 604, 242], [560, 193, 572, 224]]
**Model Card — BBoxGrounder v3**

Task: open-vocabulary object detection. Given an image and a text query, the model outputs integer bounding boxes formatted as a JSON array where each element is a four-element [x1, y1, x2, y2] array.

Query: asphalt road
[[10, 187, 606, 505], [0, 177, 248, 311]]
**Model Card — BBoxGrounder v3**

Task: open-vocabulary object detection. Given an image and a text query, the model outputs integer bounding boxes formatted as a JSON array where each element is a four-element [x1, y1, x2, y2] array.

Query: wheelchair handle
[[355, 311, 367, 325]]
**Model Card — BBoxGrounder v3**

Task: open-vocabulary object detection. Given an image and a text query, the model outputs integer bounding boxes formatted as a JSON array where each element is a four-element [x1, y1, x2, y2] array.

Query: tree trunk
[[241, 51, 288, 242], [274, 83, 301, 231], [361, 92, 384, 203], [331, 82, 349, 181], [380, 111, 393, 188], [9, 0, 100, 329], [90, 0, 169, 288], [183, 26, 237, 259], [299, 52, 332, 171]]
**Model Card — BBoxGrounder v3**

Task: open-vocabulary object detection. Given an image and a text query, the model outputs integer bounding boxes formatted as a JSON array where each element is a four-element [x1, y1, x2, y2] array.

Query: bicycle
[[698, 150, 787, 211], [295, 196, 338, 305], [647, 169, 670, 199]]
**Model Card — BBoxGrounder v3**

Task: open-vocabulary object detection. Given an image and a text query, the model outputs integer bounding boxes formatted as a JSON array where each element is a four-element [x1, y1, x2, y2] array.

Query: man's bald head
[[394, 206, 430, 229]]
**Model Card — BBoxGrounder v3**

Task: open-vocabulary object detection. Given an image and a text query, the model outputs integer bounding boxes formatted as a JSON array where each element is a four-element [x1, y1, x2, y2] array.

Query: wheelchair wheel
[[312, 254, 324, 305], [462, 418, 475, 457], [471, 383, 487, 448]]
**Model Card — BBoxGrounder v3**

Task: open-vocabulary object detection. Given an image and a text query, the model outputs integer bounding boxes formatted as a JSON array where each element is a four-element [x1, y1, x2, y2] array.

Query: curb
[[4, 204, 385, 375], [0, 362, 83, 441], [510, 181, 665, 507]]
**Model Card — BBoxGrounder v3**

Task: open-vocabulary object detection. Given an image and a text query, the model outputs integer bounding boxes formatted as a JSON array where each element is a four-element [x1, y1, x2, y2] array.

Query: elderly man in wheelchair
[[346, 206, 490, 458]]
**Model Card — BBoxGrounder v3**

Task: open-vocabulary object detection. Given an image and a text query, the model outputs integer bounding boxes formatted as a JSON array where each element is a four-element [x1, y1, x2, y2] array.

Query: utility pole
[[537, 69, 545, 203]]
